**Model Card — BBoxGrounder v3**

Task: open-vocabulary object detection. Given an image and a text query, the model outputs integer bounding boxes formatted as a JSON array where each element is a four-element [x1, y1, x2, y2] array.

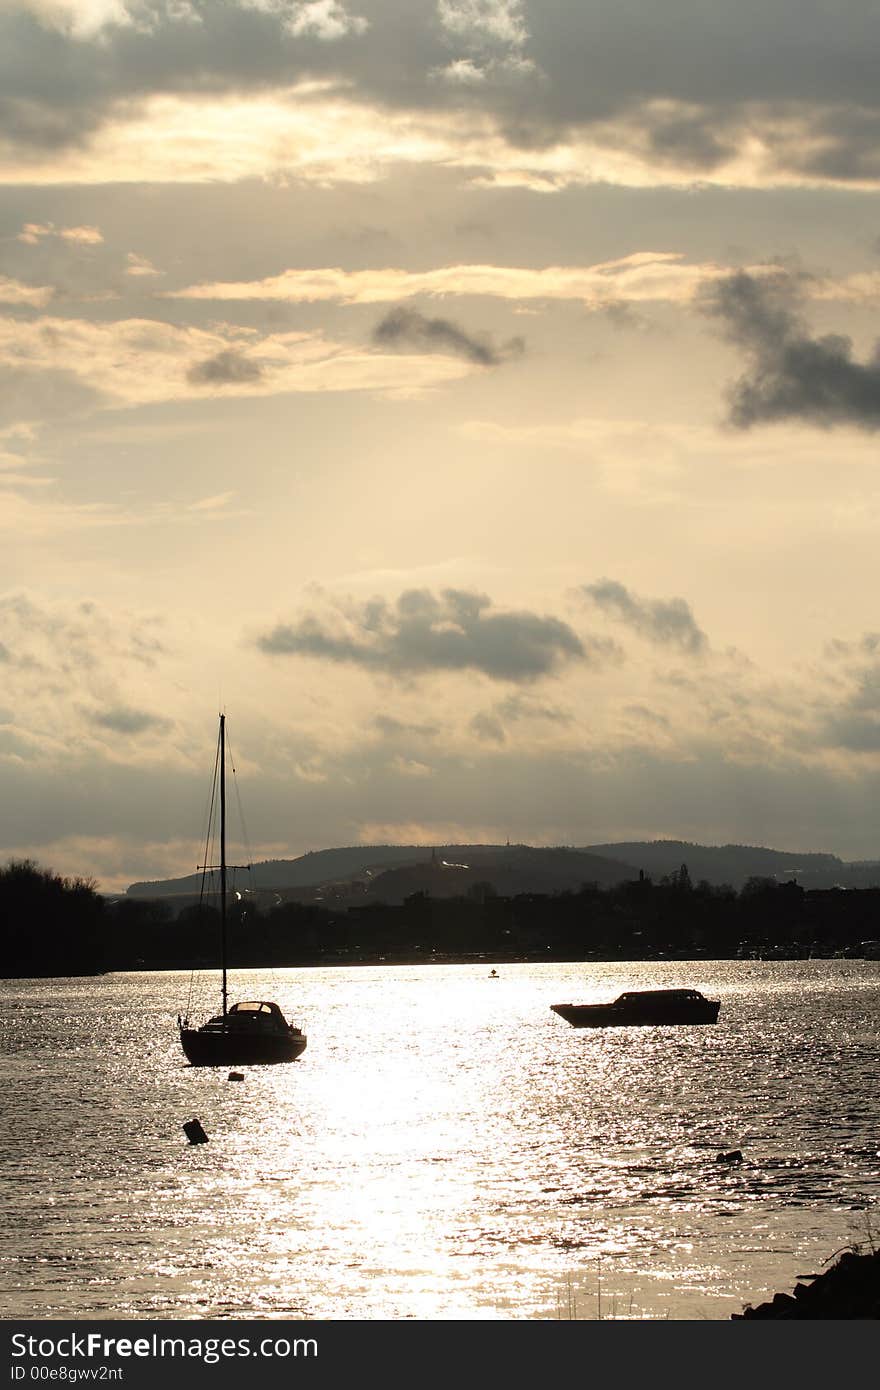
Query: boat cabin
[[198, 1001, 294, 1034], [227, 1001, 290, 1031], [615, 989, 707, 1004]]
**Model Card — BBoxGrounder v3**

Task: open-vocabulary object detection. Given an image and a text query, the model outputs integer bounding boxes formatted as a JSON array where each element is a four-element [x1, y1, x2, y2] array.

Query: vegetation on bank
[[0, 859, 105, 976], [2, 857, 880, 977]]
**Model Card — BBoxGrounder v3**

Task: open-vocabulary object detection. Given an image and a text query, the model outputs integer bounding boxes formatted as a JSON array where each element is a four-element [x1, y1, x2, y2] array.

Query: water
[[1, 960, 878, 1321]]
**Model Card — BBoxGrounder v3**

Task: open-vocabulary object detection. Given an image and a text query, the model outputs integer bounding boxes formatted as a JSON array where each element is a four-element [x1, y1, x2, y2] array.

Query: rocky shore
[[733, 1247, 880, 1319]]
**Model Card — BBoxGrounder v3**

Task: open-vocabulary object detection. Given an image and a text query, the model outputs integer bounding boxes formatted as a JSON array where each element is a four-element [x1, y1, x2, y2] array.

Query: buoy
[[716, 1149, 743, 1164], [183, 1118, 209, 1145], [228, 1072, 244, 1082]]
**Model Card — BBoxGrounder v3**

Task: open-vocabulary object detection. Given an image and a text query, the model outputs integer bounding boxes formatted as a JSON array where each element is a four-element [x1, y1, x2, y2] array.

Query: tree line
[[1, 858, 879, 978]]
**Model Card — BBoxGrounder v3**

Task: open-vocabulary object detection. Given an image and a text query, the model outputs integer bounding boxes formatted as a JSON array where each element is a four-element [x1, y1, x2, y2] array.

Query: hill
[[126, 843, 639, 906], [347, 846, 638, 906], [584, 841, 849, 890], [126, 838, 880, 902]]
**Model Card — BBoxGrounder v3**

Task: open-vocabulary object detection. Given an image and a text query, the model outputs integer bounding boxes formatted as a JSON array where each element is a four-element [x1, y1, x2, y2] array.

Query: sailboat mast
[[220, 712, 228, 1018]]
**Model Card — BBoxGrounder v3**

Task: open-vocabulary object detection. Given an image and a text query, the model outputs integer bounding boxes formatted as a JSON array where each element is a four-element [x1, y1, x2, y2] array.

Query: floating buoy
[[716, 1149, 743, 1164], [183, 1118, 209, 1145], [228, 1072, 244, 1082]]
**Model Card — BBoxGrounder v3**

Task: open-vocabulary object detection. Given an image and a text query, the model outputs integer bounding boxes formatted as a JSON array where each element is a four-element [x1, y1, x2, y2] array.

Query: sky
[[3, 1, 880, 892]]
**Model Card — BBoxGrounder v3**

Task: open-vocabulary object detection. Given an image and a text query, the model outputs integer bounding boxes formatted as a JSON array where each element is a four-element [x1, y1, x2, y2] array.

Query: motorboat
[[551, 987, 720, 1028]]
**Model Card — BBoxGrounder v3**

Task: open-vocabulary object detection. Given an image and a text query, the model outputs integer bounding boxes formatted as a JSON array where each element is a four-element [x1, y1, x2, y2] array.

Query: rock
[[734, 1247, 880, 1319]]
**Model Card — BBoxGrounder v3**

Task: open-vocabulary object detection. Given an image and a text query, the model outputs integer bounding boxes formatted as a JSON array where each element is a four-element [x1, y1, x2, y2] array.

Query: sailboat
[[178, 714, 307, 1066]]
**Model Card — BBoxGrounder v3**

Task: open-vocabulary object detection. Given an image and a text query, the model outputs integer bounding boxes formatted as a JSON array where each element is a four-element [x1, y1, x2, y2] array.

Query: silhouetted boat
[[550, 988, 720, 1028], [178, 715, 307, 1066]]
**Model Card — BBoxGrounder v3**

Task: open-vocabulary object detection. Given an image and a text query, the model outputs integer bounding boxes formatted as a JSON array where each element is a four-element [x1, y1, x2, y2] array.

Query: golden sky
[[3, 1, 880, 889]]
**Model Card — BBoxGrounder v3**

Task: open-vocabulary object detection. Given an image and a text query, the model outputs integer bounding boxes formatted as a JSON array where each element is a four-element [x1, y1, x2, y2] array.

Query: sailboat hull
[[180, 1026, 307, 1066]]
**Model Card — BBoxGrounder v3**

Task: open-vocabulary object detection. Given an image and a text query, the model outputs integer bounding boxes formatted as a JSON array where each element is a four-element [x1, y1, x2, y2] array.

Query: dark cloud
[[825, 633, 880, 661], [701, 269, 880, 431], [769, 105, 880, 183], [0, 364, 104, 427], [468, 691, 572, 744], [625, 704, 670, 728], [583, 579, 707, 655], [0, 2, 369, 151], [496, 693, 572, 723], [823, 713, 880, 752], [6, 3, 879, 181], [371, 306, 524, 365], [470, 710, 506, 743], [257, 586, 588, 682], [595, 299, 650, 332], [821, 654, 880, 752], [373, 714, 440, 737], [186, 348, 264, 385], [88, 705, 171, 735]]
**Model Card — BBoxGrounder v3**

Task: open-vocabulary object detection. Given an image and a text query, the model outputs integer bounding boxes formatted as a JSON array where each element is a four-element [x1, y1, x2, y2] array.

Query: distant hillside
[[127, 838, 880, 900], [584, 840, 852, 889], [126, 844, 430, 898], [354, 846, 638, 905], [127, 843, 638, 902]]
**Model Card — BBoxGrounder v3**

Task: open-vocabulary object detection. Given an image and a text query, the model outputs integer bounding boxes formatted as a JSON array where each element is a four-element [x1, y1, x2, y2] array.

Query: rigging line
[[224, 725, 285, 998], [198, 727, 222, 910], [187, 723, 222, 1017], [225, 728, 256, 884]]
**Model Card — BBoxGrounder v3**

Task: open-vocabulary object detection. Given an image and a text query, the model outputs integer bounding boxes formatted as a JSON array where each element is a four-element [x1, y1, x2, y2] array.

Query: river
[[2, 959, 878, 1320]]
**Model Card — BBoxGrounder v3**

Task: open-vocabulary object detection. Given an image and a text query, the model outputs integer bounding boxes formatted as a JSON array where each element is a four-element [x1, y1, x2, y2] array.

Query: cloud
[[0, 593, 167, 677], [468, 691, 571, 744], [124, 252, 161, 276], [167, 253, 737, 306], [702, 268, 880, 431], [496, 692, 572, 724], [820, 643, 880, 752], [88, 704, 172, 736], [0, 595, 174, 771], [438, 1, 529, 50], [434, 0, 535, 85], [583, 579, 708, 655], [187, 490, 237, 513], [171, 253, 880, 314], [286, 1, 368, 40], [11, 2, 134, 42], [373, 714, 440, 738], [470, 709, 506, 742], [4, 5, 880, 190], [625, 704, 671, 729], [186, 347, 265, 385], [256, 586, 590, 682], [0, 361, 103, 430], [371, 305, 523, 365], [388, 753, 432, 777], [824, 712, 880, 753], [18, 222, 103, 246], [0, 312, 474, 421], [0, 275, 53, 308]]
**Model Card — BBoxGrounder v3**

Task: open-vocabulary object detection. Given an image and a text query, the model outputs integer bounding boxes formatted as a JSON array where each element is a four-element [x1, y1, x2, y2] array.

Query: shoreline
[[4, 949, 879, 981]]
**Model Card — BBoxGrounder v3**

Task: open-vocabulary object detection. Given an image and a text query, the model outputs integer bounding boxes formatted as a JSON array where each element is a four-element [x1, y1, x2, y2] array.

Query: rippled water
[[1, 960, 878, 1321]]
